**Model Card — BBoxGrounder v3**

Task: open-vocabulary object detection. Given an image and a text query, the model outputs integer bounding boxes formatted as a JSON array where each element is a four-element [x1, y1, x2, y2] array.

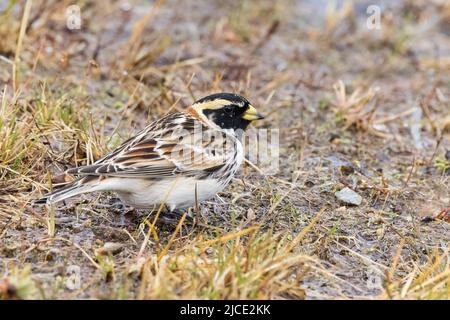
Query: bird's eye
[[224, 106, 233, 114]]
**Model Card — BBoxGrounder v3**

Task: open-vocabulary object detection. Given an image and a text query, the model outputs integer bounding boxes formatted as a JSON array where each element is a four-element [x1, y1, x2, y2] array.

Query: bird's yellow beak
[[242, 105, 264, 121]]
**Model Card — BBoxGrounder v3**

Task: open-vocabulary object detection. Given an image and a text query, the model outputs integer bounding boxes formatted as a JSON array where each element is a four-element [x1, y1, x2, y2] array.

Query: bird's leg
[[194, 183, 204, 226], [193, 204, 207, 226]]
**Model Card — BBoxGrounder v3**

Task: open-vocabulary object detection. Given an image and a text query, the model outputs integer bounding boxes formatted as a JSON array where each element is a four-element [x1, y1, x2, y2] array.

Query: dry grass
[[1, 0, 450, 300]]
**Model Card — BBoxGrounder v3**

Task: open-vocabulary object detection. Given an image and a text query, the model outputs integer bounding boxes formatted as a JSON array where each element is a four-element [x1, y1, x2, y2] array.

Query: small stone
[[376, 227, 385, 239], [335, 187, 362, 206], [246, 208, 256, 221]]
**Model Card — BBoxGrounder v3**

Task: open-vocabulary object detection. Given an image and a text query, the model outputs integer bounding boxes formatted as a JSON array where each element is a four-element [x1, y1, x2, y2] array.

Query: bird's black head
[[191, 93, 264, 132]]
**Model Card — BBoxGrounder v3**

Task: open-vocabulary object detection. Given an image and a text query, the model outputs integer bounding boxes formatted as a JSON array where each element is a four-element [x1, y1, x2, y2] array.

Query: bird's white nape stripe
[[191, 99, 234, 110]]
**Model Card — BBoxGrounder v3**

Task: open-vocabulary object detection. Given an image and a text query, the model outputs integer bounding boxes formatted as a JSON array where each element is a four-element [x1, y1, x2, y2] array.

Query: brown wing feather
[[66, 112, 230, 179]]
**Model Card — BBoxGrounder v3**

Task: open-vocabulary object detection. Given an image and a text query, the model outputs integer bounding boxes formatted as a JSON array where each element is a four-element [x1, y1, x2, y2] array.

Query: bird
[[35, 93, 264, 212]]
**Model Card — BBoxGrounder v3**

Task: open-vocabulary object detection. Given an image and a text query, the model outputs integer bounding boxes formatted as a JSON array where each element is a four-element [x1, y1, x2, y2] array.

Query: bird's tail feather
[[34, 180, 93, 205]]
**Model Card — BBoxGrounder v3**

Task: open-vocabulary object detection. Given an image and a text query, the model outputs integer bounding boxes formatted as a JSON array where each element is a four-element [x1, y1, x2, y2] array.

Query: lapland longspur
[[36, 93, 264, 211]]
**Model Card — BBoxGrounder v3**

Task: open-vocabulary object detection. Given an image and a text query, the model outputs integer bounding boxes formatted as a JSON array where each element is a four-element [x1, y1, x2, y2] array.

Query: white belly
[[115, 177, 226, 209]]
